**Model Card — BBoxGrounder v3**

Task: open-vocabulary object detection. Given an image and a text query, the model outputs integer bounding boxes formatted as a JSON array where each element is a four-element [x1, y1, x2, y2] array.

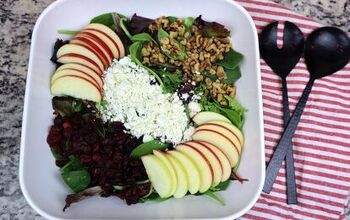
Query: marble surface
[[0, 0, 349, 219]]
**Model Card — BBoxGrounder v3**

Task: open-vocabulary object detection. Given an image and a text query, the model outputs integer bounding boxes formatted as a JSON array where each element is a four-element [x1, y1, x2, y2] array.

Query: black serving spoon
[[264, 27, 350, 201], [260, 21, 304, 204]]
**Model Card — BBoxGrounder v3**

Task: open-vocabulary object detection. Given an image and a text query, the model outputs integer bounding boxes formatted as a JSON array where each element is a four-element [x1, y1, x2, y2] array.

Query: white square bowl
[[20, 0, 265, 219]]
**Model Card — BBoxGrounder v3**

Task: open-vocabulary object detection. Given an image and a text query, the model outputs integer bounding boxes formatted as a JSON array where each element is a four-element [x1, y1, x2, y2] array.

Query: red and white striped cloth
[[235, 0, 350, 219]]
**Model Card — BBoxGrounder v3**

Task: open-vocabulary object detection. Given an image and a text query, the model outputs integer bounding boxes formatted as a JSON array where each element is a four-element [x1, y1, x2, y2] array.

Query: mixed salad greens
[[48, 12, 247, 210]]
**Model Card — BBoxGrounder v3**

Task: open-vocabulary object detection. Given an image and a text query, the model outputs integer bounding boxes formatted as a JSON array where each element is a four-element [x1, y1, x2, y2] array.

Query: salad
[[46, 13, 247, 211]]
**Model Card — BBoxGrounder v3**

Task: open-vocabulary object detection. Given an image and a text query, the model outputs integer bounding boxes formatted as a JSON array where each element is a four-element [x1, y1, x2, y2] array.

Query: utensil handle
[[281, 78, 298, 204], [263, 78, 315, 194]]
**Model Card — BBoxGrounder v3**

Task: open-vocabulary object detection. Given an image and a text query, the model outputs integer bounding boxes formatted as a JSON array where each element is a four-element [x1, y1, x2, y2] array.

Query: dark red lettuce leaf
[[129, 14, 155, 35], [63, 186, 103, 211], [194, 15, 230, 38], [50, 39, 69, 65]]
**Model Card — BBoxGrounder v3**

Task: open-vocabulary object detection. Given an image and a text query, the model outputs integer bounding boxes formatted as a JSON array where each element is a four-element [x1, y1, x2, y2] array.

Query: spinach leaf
[[167, 16, 178, 23], [61, 170, 91, 193], [210, 179, 231, 192], [129, 14, 155, 35], [222, 67, 241, 84], [50, 39, 69, 64], [50, 148, 65, 161], [194, 15, 230, 38], [200, 96, 245, 129], [216, 48, 243, 70], [63, 186, 103, 211], [183, 17, 194, 32], [203, 191, 225, 206], [157, 27, 169, 42], [52, 97, 85, 117], [60, 156, 83, 173], [129, 41, 144, 66], [90, 12, 117, 30], [158, 28, 186, 61], [202, 71, 218, 81], [131, 33, 157, 44], [155, 69, 182, 93], [60, 156, 91, 193], [129, 41, 164, 86], [139, 191, 170, 203], [90, 12, 132, 43], [131, 140, 170, 158]]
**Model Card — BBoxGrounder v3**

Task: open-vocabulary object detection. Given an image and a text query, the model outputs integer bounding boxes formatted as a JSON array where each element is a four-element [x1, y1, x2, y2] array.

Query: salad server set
[[260, 21, 350, 204]]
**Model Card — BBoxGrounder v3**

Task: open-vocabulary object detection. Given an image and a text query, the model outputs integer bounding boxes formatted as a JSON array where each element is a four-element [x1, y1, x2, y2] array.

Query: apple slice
[[185, 141, 222, 187], [51, 68, 102, 90], [54, 63, 103, 88], [167, 150, 200, 194], [75, 32, 114, 63], [195, 124, 242, 154], [153, 150, 177, 197], [176, 144, 212, 193], [57, 44, 104, 74], [51, 75, 101, 102], [85, 23, 125, 58], [71, 36, 110, 68], [192, 129, 239, 167], [197, 141, 231, 182], [192, 111, 231, 125], [166, 153, 188, 198], [141, 154, 174, 198], [203, 121, 244, 146]]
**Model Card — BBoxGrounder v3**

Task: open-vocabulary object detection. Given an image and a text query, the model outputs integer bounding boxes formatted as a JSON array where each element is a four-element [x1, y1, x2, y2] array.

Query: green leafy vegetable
[[183, 17, 195, 32], [157, 27, 169, 42], [139, 191, 170, 203], [129, 41, 163, 86], [52, 97, 85, 117], [129, 14, 155, 35], [223, 67, 241, 84], [61, 170, 91, 193], [158, 28, 186, 61], [216, 48, 244, 70], [57, 29, 79, 35], [90, 12, 117, 30], [167, 16, 178, 23], [210, 180, 231, 192], [131, 140, 170, 158], [60, 156, 91, 193], [230, 172, 248, 184], [131, 33, 157, 44], [194, 15, 230, 38], [155, 69, 182, 93], [50, 148, 65, 161], [203, 191, 225, 206], [200, 96, 246, 129], [63, 186, 103, 211]]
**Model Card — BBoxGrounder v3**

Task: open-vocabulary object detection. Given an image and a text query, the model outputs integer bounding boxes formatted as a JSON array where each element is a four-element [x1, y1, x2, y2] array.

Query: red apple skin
[[76, 31, 114, 62], [57, 53, 103, 74], [197, 122, 243, 146], [181, 143, 214, 184], [188, 141, 223, 176], [53, 68, 103, 90], [54, 74, 101, 96], [64, 62, 101, 76], [193, 128, 240, 157], [85, 28, 121, 58], [71, 36, 110, 68]]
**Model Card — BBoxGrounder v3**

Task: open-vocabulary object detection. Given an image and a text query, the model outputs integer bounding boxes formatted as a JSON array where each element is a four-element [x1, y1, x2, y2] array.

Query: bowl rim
[[19, 0, 265, 219]]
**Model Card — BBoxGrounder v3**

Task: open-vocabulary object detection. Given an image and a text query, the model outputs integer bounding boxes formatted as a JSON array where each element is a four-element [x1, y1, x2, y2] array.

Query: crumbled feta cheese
[[102, 57, 194, 145], [188, 101, 201, 117]]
